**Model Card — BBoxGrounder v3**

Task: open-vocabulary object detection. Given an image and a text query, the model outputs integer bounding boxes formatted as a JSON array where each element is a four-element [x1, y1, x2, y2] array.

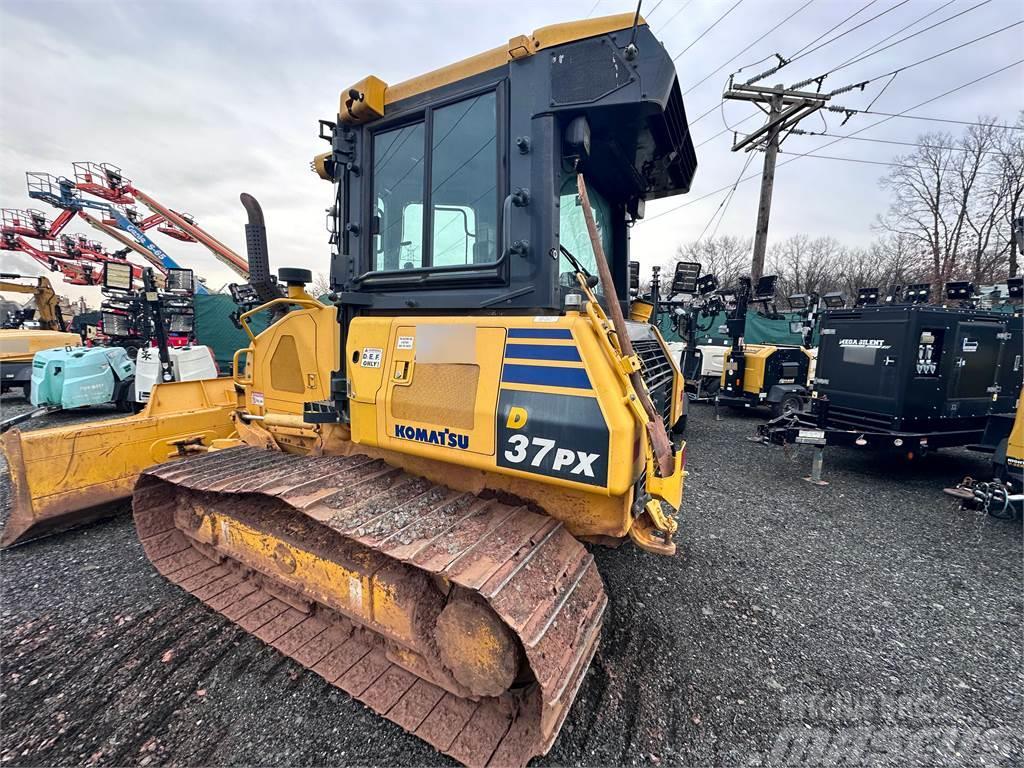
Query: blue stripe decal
[[507, 328, 573, 340], [504, 343, 582, 362], [501, 364, 592, 390]]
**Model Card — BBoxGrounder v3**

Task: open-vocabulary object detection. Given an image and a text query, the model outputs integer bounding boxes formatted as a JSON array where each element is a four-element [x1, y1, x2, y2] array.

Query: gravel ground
[[1, 391, 1021, 767]]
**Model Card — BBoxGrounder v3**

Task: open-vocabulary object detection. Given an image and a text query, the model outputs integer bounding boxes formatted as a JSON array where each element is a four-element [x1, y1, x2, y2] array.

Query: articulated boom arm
[[127, 186, 249, 278], [26, 172, 209, 294]]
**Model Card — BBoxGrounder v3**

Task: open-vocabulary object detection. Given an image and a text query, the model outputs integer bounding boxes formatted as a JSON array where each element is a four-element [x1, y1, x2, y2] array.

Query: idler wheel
[[434, 594, 520, 697]]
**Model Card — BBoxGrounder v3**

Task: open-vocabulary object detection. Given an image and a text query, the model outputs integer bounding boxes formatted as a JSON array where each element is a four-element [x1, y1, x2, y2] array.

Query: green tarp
[[658, 310, 809, 346], [193, 294, 268, 370]]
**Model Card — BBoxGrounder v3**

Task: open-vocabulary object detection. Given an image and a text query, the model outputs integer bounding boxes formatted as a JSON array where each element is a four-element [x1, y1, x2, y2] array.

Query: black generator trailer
[[759, 304, 1022, 481]]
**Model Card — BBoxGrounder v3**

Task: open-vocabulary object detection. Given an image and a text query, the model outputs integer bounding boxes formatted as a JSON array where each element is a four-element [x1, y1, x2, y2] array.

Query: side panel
[[346, 314, 639, 497]]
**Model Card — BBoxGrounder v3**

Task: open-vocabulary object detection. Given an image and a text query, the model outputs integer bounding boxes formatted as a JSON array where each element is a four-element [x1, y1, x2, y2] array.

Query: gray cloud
[[2, 0, 1021, 303]]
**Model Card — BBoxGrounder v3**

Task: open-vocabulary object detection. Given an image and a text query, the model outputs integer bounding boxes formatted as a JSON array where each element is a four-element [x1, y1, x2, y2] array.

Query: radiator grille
[[634, 339, 675, 431]]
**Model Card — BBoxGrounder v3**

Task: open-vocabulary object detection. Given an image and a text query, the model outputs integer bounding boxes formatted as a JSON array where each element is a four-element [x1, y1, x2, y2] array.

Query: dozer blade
[[1, 378, 237, 547], [134, 446, 607, 767]]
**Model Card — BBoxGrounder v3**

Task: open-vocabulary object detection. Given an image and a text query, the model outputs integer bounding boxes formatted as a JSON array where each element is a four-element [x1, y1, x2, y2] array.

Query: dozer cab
[[2, 12, 697, 765]]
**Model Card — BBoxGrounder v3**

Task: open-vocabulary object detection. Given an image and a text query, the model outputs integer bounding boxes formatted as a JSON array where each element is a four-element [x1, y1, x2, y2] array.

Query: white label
[[361, 348, 383, 368], [796, 429, 825, 445], [397, 336, 414, 350], [251, 391, 264, 406], [533, 316, 560, 323]]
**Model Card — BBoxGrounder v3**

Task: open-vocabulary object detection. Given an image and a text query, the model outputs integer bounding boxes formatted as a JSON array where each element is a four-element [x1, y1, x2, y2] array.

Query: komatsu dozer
[[3, 12, 698, 766]]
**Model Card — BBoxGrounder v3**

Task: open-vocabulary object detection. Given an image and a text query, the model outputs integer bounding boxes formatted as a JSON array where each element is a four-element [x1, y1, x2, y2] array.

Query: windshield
[[558, 173, 611, 296]]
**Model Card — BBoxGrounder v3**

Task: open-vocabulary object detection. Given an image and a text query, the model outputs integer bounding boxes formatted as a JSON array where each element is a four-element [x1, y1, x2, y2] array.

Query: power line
[[827, 108, 1024, 131], [785, 0, 912, 69], [657, 0, 698, 32], [682, 0, 816, 95], [645, 59, 1024, 221], [694, 153, 756, 242], [789, 0, 879, 59], [829, 0, 959, 71], [824, 20, 1024, 97], [789, 131, 1009, 155], [742, 0, 880, 84], [777, 149, 1007, 177], [672, 0, 746, 62]]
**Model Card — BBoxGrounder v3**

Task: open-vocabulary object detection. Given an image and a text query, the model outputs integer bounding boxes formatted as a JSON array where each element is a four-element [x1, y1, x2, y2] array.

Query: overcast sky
[[1, 0, 1021, 304]]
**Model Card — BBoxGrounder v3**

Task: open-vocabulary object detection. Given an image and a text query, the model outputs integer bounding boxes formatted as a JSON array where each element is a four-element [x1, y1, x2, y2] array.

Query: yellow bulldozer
[[0, 274, 81, 397], [1, 12, 698, 766]]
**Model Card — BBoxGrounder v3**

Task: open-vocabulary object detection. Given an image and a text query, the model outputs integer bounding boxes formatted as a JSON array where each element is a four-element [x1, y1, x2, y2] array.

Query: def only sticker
[[361, 348, 383, 368]]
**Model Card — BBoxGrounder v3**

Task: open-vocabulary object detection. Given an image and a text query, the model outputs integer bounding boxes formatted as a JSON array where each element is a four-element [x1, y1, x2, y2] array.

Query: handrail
[[237, 296, 323, 341]]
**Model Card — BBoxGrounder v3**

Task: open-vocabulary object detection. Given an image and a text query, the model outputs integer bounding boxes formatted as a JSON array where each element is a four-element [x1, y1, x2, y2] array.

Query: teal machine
[[1, 345, 136, 433], [31, 345, 135, 409]]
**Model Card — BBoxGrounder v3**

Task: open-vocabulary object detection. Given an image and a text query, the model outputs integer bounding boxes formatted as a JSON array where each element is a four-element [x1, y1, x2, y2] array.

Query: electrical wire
[[828, 108, 1024, 131], [790, 132, 1010, 154], [644, 59, 1024, 221], [829, 0, 959, 71], [683, 0, 816, 95], [657, 0, 697, 32], [824, 0, 994, 79], [743, 0, 880, 84], [776, 150, 1007, 177], [693, 153, 756, 243], [792, 0, 912, 65], [814, 17, 1023, 95], [672, 0, 746, 62]]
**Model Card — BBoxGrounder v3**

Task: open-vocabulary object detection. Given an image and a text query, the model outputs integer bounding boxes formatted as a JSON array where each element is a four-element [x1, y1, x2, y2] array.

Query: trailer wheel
[[770, 392, 804, 419]]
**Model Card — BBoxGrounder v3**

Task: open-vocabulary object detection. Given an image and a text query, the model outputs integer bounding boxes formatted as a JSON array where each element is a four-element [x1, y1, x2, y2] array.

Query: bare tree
[[667, 235, 753, 292], [995, 111, 1024, 277], [877, 117, 1018, 287], [310, 272, 332, 296], [768, 235, 846, 297]]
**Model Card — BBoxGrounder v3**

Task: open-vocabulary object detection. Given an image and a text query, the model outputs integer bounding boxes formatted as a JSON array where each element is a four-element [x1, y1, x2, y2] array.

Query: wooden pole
[[576, 174, 675, 477]]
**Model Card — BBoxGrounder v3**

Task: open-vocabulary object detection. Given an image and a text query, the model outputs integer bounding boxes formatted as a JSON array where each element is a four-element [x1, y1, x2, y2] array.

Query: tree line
[[660, 113, 1023, 301]]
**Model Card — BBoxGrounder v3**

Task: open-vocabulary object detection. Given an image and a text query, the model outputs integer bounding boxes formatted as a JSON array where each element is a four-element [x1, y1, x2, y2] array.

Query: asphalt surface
[[1, 392, 1020, 767]]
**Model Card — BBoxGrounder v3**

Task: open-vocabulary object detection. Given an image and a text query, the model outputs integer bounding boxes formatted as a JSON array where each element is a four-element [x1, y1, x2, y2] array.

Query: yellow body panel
[[721, 344, 776, 394], [339, 13, 644, 122], [0, 377, 238, 546], [0, 329, 81, 363], [189, 511, 418, 647], [1008, 398, 1024, 473], [230, 300, 684, 545]]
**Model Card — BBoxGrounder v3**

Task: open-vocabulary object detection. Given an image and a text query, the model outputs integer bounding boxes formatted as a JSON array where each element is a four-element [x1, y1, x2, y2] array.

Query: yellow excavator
[[2, 13, 697, 765], [0, 274, 81, 397]]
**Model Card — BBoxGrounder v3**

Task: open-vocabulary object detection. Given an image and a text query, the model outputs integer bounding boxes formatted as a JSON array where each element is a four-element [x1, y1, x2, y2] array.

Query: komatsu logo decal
[[394, 423, 469, 450]]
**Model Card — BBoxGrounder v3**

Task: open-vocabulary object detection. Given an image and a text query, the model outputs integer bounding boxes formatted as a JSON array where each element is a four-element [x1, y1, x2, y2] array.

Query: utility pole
[[723, 81, 830, 281]]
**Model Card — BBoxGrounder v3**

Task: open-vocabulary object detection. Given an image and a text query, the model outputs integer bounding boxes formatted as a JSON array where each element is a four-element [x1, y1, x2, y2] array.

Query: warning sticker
[[397, 336, 414, 350]]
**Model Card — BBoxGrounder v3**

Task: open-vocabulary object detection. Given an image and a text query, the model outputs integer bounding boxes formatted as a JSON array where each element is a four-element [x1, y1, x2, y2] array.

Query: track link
[[133, 447, 607, 767]]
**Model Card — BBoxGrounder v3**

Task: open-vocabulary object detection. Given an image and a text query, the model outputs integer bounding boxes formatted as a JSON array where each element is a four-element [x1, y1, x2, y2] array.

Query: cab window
[[370, 90, 498, 271], [558, 174, 611, 294], [372, 122, 425, 270]]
